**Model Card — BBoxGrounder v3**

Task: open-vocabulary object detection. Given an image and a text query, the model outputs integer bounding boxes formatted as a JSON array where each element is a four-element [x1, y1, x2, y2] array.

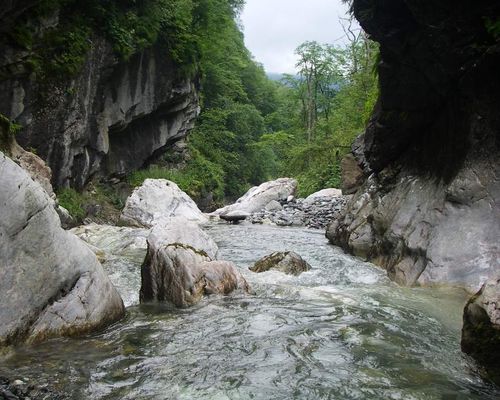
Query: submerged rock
[[213, 178, 297, 215], [250, 251, 311, 276], [119, 179, 208, 228], [0, 152, 124, 347], [140, 217, 249, 307], [461, 277, 500, 385]]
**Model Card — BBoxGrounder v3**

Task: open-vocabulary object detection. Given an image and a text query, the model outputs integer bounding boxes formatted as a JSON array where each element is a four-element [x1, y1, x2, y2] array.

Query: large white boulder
[[214, 178, 297, 216], [140, 217, 250, 307], [119, 179, 208, 228], [303, 188, 342, 204], [0, 152, 124, 346]]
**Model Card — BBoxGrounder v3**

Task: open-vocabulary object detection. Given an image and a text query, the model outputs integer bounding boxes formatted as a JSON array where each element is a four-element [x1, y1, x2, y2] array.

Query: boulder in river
[[461, 277, 500, 385], [140, 217, 250, 307], [219, 210, 250, 223], [250, 251, 311, 276], [0, 152, 124, 346], [119, 179, 208, 228], [213, 178, 297, 215]]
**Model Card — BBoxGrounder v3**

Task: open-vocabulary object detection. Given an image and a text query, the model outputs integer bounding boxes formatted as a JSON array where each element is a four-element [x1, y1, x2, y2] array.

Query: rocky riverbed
[[249, 195, 349, 229]]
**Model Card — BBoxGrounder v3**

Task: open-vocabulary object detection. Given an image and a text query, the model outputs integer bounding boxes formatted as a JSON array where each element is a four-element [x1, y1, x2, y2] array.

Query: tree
[[294, 41, 341, 142]]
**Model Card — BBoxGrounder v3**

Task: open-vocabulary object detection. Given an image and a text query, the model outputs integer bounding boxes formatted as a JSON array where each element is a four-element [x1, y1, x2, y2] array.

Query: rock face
[[140, 217, 250, 307], [327, 0, 500, 292], [0, 7, 199, 190], [0, 152, 124, 347], [250, 252, 311, 276], [462, 277, 500, 385], [119, 179, 208, 228], [214, 178, 297, 216]]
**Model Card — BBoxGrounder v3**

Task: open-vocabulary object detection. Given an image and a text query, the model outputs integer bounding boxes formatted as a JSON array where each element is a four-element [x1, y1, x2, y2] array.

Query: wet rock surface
[[250, 251, 311, 276], [462, 277, 500, 385], [140, 217, 250, 307], [0, 376, 67, 400]]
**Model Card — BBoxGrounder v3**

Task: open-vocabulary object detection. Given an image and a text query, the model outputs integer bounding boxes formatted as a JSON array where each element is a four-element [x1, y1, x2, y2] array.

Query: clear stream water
[[1, 223, 499, 399]]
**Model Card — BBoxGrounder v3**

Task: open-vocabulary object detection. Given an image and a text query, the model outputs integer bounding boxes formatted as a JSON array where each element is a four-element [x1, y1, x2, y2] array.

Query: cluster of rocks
[[250, 194, 349, 230], [213, 181, 348, 230], [0, 377, 67, 400]]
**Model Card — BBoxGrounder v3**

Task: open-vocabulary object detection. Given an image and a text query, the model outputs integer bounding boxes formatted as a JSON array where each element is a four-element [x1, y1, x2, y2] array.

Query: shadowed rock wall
[[0, 3, 199, 189], [328, 0, 500, 292]]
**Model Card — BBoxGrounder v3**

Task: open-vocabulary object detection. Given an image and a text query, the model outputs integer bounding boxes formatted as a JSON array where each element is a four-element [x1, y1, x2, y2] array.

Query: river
[[1, 223, 499, 399]]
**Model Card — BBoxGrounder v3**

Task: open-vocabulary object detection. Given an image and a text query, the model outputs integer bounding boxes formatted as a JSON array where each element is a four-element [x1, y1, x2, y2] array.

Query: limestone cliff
[[328, 0, 500, 292], [0, 1, 199, 189]]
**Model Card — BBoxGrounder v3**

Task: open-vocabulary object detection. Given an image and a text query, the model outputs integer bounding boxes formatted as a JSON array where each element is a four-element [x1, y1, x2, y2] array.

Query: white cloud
[[241, 0, 355, 73]]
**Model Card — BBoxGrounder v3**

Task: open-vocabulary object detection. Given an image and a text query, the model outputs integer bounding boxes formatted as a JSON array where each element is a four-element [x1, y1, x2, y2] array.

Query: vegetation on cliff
[[132, 3, 378, 205]]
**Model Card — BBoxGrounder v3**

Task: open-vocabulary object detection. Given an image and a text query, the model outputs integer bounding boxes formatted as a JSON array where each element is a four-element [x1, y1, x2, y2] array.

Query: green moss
[[0, 114, 22, 154], [57, 188, 86, 220], [166, 243, 209, 258]]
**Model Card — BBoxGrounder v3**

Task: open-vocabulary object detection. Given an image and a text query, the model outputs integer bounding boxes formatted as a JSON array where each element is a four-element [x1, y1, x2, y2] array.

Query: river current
[[1, 223, 499, 399]]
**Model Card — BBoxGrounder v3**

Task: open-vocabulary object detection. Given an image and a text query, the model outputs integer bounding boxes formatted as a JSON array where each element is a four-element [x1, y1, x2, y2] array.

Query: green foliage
[[57, 188, 86, 219], [254, 32, 379, 196], [485, 17, 500, 40], [129, 149, 224, 202], [5, 0, 204, 79], [0, 114, 22, 153]]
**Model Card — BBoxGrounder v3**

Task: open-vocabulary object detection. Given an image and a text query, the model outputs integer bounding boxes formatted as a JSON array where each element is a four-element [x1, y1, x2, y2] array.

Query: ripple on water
[[1, 223, 499, 400]]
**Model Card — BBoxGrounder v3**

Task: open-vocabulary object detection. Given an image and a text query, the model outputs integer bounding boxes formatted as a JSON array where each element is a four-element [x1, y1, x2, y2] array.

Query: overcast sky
[[241, 0, 354, 74]]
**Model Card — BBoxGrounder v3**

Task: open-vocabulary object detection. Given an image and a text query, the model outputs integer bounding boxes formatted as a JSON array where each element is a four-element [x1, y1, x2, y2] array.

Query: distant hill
[[266, 72, 285, 81]]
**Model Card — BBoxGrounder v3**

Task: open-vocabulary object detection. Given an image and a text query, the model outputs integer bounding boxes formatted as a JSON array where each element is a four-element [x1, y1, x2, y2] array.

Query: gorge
[[0, 0, 499, 398]]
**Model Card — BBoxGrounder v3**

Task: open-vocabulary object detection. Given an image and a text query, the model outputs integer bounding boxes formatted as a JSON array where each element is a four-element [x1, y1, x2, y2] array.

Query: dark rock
[[220, 211, 250, 223], [0, 376, 67, 400], [250, 251, 311, 276], [0, 8, 199, 190], [328, 0, 500, 292], [341, 153, 364, 195], [462, 277, 500, 385]]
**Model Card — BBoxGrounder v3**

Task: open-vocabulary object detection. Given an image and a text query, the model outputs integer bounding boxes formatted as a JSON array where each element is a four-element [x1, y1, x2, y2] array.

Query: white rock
[[119, 179, 208, 228], [304, 188, 342, 204], [0, 152, 124, 346], [213, 178, 297, 215]]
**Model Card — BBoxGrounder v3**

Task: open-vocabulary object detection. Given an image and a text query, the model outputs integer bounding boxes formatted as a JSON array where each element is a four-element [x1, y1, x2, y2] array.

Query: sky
[[240, 0, 354, 74]]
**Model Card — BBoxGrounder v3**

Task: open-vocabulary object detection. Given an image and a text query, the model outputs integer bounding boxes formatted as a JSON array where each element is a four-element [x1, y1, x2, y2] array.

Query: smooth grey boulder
[[327, 159, 500, 292], [265, 200, 283, 212], [250, 251, 312, 276], [119, 179, 208, 228], [213, 178, 297, 216], [140, 217, 250, 307], [461, 277, 500, 385], [0, 152, 124, 346]]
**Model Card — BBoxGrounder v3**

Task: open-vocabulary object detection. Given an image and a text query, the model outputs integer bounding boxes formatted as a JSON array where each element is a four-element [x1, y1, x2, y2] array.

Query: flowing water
[[1, 223, 499, 399]]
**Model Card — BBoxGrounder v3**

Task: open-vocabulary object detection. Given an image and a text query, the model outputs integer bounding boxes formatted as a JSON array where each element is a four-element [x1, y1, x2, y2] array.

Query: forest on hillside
[[123, 0, 379, 206]]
